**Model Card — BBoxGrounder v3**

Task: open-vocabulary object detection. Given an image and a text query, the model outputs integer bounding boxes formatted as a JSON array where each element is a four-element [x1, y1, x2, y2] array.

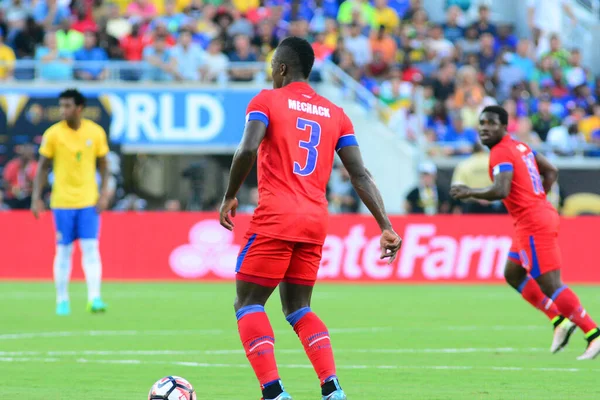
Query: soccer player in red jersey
[[219, 37, 402, 400], [451, 105, 600, 360]]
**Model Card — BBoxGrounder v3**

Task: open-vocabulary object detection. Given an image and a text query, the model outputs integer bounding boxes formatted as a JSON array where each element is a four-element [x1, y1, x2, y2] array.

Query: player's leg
[[235, 234, 294, 400], [281, 243, 345, 400], [77, 206, 105, 312], [51, 209, 76, 316], [527, 234, 600, 359], [505, 255, 573, 353]]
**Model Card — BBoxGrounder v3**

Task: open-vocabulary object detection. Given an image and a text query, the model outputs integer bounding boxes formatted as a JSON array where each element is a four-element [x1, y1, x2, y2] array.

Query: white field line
[[0, 292, 337, 299], [0, 327, 392, 340], [0, 357, 589, 373], [0, 347, 547, 357]]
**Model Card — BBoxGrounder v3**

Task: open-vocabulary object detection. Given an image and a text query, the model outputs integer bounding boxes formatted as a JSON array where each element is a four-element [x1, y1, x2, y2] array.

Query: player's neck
[[65, 119, 82, 131], [282, 77, 308, 87]]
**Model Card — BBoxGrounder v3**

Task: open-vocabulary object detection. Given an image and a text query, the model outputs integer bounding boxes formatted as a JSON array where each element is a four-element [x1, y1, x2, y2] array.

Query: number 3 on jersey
[[293, 117, 321, 176]]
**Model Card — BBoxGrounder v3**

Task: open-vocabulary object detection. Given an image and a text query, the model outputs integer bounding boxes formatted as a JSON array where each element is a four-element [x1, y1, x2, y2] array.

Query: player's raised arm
[[534, 151, 558, 193], [31, 155, 51, 219], [337, 145, 401, 262], [220, 119, 267, 230]]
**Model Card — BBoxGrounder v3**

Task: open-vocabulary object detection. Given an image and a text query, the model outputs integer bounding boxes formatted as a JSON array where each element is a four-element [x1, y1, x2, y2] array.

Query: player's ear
[[280, 63, 287, 76]]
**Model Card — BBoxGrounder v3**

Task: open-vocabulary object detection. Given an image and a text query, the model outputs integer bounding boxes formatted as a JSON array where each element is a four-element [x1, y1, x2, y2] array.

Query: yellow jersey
[[0, 44, 16, 79], [39, 119, 109, 209]]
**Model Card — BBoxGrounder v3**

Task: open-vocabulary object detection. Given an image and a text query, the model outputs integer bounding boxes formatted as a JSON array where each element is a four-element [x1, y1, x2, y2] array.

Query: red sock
[[286, 307, 336, 384], [518, 276, 561, 321], [552, 286, 598, 334], [236, 305, 280, 387]]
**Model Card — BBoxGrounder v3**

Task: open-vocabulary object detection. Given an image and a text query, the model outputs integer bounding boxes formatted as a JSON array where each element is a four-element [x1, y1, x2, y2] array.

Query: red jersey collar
[[284, 81, 315, 95]]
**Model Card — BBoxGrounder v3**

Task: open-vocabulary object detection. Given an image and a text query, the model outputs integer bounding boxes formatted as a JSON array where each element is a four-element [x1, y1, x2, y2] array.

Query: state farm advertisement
[[1, 212, 598, 283]]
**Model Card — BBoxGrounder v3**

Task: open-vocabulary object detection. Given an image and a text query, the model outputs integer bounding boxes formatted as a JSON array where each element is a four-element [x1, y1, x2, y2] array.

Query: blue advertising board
[[0, 86, 261, 154]]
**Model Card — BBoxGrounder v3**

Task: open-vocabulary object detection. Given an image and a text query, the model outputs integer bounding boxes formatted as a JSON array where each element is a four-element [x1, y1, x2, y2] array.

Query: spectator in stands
[[71, 6, 98, 34], [405, 161, 450, 215], [426, 102, 451, 142], [432, 61, 456, 103], [56, 18, 84, 53], [201, 38, 229, 82], [451, 142, 502, 214], [531, 96, 561, 141], [494, 24, 517, 53], [441, 114, 478, 155], [0, 190, 9, 211], [488, 51, 526, 102], [370, 24, 397, 65], [473, 4, 496, 37], [337, 0, 375, 27], [477, 33, 496, 73], [580, 103, 600, 143], [514, 116, 541, 146], [252, 20, 278, 61], [426, 24, 454, 62], [452, 65, 483, 110], [228, 34, 257, 82], [228, 8, 255, 39], [35, 30, 74, 80], [402, 0, 422, 21], [164, 199, 182, 212], [328, 165, 360, 214], [105, 2, 132, 40], [74, 31, 108, 80], [404, 7, 429, 39], [530, 55, 555, 97], [2, 144, 37, 209], [143, 33, 176, 81], [503, 99, 520, 134], [114, 193, 147, 211], [543, 34, 570, 69], [460, 93, 480, 129], [13, 16, 44, 60], [414, 47, 438, 78], [365, 49, 389, 80], [527, 0, 576, 57], [565, 49, 592, 89], [442, 5, 464, 43], [98, 26, 123, 60], [126, 0, 158, 20], [510, 39, 535, 81], [0, 29, 16, 80], [547, 123, 586, 156], [456, 25, 479, 62], [2, 0, 29, 27], [171, 28, 204, 81], [323, 18, 339, 50], [152, 0, 186, 34], [33, 0, 71, 30], [344, 22, 371, 68], [548, 67, 569, 99], [373, 0, 400, 33], [144, 22, 176, 47]]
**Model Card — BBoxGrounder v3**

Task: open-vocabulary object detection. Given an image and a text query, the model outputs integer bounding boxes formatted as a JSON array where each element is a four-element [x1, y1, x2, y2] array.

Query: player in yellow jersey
[[31, 89, 111, 316]]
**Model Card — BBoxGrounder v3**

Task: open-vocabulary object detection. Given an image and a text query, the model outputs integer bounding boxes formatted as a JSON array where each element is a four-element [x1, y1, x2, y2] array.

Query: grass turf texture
[[1, 283, 600, 399]]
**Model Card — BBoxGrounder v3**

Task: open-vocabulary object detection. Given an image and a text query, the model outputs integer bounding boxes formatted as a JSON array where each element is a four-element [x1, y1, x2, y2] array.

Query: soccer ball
[[148, 376, 197, 400]]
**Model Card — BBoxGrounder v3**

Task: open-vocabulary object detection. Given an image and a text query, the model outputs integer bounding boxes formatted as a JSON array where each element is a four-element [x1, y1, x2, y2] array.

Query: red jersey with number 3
[[488, 135, 556, 230], [244, 82, 357, 244]]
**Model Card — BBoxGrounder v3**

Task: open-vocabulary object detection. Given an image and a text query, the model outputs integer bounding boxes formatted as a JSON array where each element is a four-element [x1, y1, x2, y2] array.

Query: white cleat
[[577, 336, 600, 360], [551, 319, 576, 353]]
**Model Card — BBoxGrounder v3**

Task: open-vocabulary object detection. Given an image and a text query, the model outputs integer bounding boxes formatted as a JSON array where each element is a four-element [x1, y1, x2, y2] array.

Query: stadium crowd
[[0, 0, 598, 214]]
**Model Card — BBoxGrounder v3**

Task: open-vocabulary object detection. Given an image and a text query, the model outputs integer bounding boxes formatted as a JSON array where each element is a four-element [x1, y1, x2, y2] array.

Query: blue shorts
[[52, 207, 100, 245]]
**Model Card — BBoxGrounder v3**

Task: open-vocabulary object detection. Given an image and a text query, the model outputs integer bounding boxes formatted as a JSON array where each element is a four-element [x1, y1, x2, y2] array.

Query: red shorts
[[235, 233, 323, 287], [507, 231, 562, 278]]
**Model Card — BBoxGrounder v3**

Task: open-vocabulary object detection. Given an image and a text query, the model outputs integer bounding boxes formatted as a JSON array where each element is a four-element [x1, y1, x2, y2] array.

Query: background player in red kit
[[451, 106, 600, 360], [219, 36, 402, 400]]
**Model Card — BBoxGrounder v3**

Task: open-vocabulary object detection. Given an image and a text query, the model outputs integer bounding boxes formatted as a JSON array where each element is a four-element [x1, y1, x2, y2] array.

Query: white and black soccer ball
[[148, 376, 197, 400]]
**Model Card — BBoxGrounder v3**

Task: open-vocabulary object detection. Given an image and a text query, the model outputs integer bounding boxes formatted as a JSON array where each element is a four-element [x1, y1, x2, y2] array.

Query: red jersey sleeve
[[489, 145, 515, 178], [245, 90, 272, 127], [335, 111, 359, 151]]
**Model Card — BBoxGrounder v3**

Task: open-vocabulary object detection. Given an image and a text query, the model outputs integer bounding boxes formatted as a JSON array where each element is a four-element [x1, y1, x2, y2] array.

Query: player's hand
[[450, 184, 472, 200], [219, 197, 238, 231], [96, 192, 111, 214], [380, 229, 402, 264], [31, 198, 45, 219]]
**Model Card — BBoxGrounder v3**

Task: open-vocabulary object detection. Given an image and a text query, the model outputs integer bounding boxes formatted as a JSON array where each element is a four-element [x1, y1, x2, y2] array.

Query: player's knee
[[504, 262, 526, 289], [80, 239, 100, 264], [55, 244, 74, 266], [281, 301, 310, 317]]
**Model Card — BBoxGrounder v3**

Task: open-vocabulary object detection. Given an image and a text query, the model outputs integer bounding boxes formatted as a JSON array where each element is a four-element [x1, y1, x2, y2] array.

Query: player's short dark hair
[[277, 36, 315, 79], [481, 105, 508, 125], [59, 89, 86, 107]]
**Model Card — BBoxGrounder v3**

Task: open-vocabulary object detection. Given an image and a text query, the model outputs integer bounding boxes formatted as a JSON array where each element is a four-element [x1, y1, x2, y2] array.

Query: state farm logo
[[169, 219, 240, 278], [169, 220, 512, 281]]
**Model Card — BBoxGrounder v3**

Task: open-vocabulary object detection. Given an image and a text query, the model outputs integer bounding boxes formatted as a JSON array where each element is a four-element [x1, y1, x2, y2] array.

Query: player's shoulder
[[44, 121, 66, 136], [83, 119, 107, 135]]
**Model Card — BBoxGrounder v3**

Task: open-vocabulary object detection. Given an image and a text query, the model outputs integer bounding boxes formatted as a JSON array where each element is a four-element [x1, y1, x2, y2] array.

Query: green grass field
[[2, 282, 600, 399]]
